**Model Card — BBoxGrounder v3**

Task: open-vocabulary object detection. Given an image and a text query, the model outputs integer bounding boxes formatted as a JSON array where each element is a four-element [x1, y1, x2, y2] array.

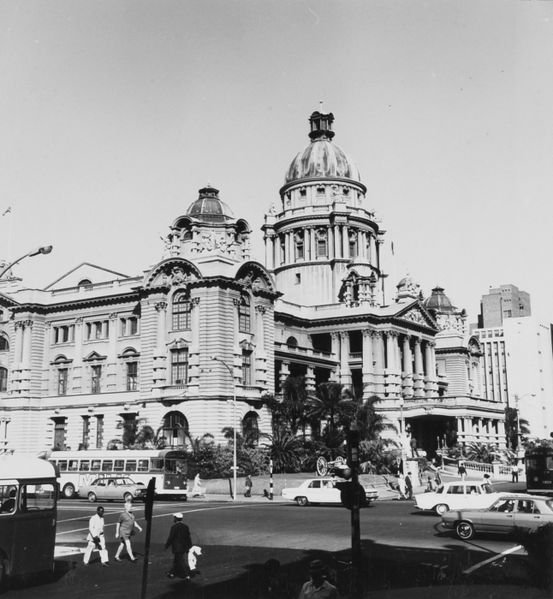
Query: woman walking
[[114, 501, 142, 562]]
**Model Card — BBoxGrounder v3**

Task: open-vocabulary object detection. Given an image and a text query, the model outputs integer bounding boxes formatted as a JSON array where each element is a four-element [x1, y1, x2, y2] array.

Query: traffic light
[[332, 465, 367, 510]]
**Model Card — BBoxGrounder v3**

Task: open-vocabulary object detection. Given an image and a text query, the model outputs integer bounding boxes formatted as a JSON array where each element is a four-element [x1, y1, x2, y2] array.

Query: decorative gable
[[397, 305, 437, 329]]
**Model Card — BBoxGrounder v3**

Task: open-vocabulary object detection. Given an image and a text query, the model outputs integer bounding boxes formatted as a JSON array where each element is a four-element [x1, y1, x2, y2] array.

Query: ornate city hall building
[[0, 111, 505, 456]]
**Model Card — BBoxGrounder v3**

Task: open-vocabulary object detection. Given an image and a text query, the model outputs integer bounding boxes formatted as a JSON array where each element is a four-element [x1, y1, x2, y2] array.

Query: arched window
[[242, 412, 259, 447], [172, 291, 191, 331], [239, 294, 251, 333], [78, 279, 93, 290], [162, 411, 189, 448], [0, 337, 8, 351], [286, 336, 298, 349], [0, 367, 7, 392]]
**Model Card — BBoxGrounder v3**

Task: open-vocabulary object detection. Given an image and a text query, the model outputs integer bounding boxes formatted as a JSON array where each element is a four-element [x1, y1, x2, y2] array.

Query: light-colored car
[[281, 477, 378, 507], [441, 493, 553, 540], [78, 476, 147, 503], [414, 480, 499, 515]]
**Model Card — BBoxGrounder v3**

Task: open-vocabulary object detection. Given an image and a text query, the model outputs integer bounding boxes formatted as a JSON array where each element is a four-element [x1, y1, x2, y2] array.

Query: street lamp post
[[0, 245, 53, 279], [514, 392, 536, 450], [211, 355, 237, 501]]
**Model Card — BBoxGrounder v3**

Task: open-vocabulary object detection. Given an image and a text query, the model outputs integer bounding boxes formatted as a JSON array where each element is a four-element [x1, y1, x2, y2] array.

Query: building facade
[[477, 284, 531, 328], [0, 111, 507, 457]]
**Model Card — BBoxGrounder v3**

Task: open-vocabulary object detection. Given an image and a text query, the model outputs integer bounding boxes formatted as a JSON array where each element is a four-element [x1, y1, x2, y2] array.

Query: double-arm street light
[[0, 245, 53, 279], [211, 355, 237, 501]]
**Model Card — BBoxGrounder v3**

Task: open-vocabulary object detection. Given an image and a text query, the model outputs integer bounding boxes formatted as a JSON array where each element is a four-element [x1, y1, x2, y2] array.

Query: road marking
[[57, 503, 251, 535], [462, 544, 523, 574]]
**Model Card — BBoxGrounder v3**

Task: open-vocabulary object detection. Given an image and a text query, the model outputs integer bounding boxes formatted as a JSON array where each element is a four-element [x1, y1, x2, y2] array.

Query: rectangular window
[[91, 365, 102, 394], [126, 362, 138, 391], [81, 416, 89, 448], [128, 317, 138, 335], [316, 238, 327, 258], [53, 419, 66, 450], [91, 459, 102, 471], [138, 459, 150, 472], [21, 483, 56, 511], [242, 351, 252, 386], [68, 459, 79, 471], [171, 348, 189, 385], [96, 415, 104, 449], [126, 460, 137, 472], [102, 460, 113, 472], [0, 367, 7, 392], [79, 460, 90, 472], [58, 368, 68, 395], [114, 459, 125, 472], [57, 460, 68, 472]]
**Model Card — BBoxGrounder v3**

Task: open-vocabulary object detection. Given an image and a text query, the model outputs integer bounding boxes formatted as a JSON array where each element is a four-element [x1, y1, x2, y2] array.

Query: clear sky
[[1, 0, 552, 324]]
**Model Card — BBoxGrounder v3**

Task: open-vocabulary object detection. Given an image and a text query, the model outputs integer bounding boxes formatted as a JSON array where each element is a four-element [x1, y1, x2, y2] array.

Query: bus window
[[546, 456, 553, 470], [114, 460, 125, 472], [102, 460, 113, 472], [91, 459, 101, 471], [79, 460, 90, 472], [68, 460, 79, 471], [21, 483, 56, 511], [150, 459, 163, 471], [0, 485, 17, 514], [139, 459, 151, 471], [166, 459, 186, 474], [126, 460, 137, 472], [58, 460, 68, 471]]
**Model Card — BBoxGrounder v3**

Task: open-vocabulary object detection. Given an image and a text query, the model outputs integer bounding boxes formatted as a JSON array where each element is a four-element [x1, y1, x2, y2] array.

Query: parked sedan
[[78, 476, 147, 503], [441, 494, 553, 540], [281, 477, 378, 507], [414, 480, 499, 515]]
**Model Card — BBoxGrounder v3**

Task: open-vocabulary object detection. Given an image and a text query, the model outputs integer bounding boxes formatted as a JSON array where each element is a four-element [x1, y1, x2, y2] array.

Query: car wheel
[[123, 492, 133, 503], [296, 496, 309, 507], [435, 503, 449, 515], [62, 483, 75, 499], [88, 492, 97, 503], [456, 520, 475, 541]]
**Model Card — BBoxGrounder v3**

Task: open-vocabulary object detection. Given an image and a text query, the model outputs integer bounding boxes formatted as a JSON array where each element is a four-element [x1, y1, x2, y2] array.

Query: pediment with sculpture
[[143, 258, 202, 289]]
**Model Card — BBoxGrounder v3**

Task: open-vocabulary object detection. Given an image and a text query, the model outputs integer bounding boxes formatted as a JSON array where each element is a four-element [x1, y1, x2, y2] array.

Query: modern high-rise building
[[477, 284, 531, 328]]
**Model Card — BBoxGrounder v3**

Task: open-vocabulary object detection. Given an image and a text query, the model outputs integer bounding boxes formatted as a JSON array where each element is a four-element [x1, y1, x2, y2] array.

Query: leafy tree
[[261, 428, 304, 473], [306, 381, 354, 439], [354, 395, 394, 442], [505, 407, 530, 450]]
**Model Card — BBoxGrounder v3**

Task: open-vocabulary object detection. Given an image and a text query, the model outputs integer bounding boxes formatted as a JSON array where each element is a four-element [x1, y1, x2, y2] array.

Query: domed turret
[[396, 274, 421, 301], [185, 186, 234, 223], [284, 112, 362, 185], [424, 287, 456, 314]]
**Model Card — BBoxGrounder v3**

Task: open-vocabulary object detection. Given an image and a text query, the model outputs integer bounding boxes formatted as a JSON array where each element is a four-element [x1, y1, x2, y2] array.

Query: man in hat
[[165, 512, 192, 579], [297, 559, 338, 599]]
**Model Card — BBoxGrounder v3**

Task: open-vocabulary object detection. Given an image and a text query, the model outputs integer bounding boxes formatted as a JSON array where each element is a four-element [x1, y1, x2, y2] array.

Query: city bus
[[525, 445, 553, 495], [0, 455, 58, 587], [47, 449, 189, 499]]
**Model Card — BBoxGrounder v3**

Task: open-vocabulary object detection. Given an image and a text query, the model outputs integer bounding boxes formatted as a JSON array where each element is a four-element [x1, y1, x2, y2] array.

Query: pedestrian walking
[[511, 463, 519, 483], [434, 470, 442, 488], [83, 506, 109, 567], [458, 462, 467, 480], [425, 475, 434, 492], [191, 473, 203, 497], [397, 473, 407, 500], [244, 474, 253, 498], [405, 471, 414, 500], [297, 559, 338, 599], [165, 512, 192, 579], [114, 501, 142, 562], [482, 473, 493, 492]]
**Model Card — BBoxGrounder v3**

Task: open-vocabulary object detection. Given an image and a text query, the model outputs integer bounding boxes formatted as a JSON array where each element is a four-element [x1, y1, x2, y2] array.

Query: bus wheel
[[88, 492, 97, 503], [62, 483, 75, 499]]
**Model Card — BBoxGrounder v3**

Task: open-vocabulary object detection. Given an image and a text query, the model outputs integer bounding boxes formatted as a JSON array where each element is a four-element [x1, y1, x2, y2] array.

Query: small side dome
[[284, 112, 362, 184], [396, 274, 421, 301], [186, 186, 235, 223], [424, 286, 456, 313]]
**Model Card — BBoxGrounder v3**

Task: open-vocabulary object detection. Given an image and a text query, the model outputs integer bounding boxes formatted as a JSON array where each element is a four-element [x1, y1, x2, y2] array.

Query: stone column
[[106, 313, 118, 391], [310, 227, 316, 260], [372, 331, 385, 395], [73, 317, 83, 393], [153, 301, 168, 386], [402, 336, 413, 398], [362, 329, 374, 396], [279, 360, 290, 391], [255, 305, 267, 386], [305, 365, 316, 394], [329, 226, 335, 260], [413, 338, 425, 398], [341, 225, 348, 258], [333, 225, 340, 258], [339, 331, 351, 386]]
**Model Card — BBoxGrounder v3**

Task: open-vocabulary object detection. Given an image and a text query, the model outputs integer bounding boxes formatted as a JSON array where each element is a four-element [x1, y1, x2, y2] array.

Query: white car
[[414, 480, 500, 515], [281, 477, 378, 507]]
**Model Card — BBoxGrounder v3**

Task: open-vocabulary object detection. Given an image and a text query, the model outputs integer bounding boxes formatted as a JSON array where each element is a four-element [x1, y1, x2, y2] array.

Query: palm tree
[[281, 375, 310, 436], [354, 395, 392, 441], [261, 428, 304, 473], [306, 381, 355, 438]]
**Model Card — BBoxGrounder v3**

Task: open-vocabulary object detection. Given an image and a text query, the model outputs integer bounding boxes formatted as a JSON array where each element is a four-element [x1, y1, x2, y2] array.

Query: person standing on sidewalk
[[165, 512, 192, 579], [114, 501, 142, 562], [244, 474, 253, 497], [405, 471, 414, 500], [83, 506, 109, 567]]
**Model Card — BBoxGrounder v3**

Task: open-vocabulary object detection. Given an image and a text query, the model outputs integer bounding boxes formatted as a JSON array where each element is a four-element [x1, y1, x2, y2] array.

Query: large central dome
[[284, 112, 361, 184]]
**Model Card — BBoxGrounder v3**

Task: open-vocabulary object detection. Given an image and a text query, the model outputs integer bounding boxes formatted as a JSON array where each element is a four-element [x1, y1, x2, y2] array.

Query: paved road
[[1, 487, 542, 599]]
